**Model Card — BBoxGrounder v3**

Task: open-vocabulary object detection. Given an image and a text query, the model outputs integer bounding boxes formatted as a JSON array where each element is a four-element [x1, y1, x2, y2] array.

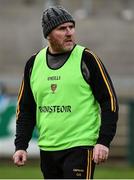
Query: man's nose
[[66, 27, 73, 35]]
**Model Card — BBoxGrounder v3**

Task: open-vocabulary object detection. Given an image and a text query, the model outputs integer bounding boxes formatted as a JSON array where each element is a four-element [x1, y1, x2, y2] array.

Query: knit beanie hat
[[42, 6, 75, 38]]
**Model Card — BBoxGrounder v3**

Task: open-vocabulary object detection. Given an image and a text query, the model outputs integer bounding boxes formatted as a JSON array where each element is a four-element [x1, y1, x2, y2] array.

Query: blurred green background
[[0, 159, 134, 179]]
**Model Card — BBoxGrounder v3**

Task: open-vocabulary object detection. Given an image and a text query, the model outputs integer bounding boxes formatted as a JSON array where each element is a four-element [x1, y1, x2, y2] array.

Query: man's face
[[48, 22, 75, 53]]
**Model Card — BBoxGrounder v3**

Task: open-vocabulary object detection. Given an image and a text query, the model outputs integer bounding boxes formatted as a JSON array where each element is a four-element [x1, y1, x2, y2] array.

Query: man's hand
[[93, 144, 109, 164], [13, 150, 27, 166]]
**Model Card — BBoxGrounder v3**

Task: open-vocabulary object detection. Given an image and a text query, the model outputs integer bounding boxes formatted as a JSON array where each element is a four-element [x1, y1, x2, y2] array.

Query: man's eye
[[59, 27, 66, 30], [69, 26, 74, 29]]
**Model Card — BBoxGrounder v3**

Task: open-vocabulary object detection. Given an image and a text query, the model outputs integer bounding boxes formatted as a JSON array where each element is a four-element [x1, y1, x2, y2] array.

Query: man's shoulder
[[82, 48, 99, 62], [25, 49, 42, 68], [24, 51, 39, 73], [83, 48, 98, 58], [26, 53, 37, 67]]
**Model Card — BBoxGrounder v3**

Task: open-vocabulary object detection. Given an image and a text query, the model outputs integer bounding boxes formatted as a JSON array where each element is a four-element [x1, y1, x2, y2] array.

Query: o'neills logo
[[39, 105, 71, 113], [51, 84, 57, 93]]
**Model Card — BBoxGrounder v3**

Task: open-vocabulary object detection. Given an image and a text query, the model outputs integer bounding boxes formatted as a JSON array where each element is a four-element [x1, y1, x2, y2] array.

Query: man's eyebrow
[[57, 24, 74, 29]]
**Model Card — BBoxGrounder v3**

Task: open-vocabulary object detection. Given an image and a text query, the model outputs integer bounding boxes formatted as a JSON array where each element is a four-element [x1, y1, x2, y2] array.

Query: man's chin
[[63, 44, 74, 52]]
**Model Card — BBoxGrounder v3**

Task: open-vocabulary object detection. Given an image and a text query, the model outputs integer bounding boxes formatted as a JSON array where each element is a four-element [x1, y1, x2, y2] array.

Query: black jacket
[[15, 46, 118, 151]]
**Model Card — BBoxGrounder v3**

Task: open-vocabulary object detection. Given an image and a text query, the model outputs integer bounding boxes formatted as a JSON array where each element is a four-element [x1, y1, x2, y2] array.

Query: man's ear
[[47, 36, 50, 40]]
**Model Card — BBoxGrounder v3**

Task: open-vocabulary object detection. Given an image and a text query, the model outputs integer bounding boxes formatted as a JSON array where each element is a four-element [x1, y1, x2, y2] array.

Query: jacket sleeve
[[82, 49, 119, 147], [15, 54, 37, 151]]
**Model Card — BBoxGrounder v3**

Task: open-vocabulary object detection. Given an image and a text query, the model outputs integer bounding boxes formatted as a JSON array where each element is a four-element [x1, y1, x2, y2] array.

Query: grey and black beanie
[[42, 6, 75, 38]]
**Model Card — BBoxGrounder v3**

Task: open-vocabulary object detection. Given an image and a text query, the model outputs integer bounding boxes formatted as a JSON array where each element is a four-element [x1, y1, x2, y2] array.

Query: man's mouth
[[65, 39, 72, 42], [64, 40, 73, 45]]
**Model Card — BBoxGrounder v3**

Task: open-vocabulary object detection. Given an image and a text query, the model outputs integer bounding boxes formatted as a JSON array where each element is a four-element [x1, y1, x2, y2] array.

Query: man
[[13, 6, 118, 179]]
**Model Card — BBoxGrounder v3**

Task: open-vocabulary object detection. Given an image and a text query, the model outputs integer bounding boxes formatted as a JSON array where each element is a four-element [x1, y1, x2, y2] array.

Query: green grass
[[95, 166, 134, 179], [0, 160, 134, 179], [0, 160, 43, 179]]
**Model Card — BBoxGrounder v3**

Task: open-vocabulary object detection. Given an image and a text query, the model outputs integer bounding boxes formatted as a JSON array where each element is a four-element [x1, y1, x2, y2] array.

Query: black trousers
[[40, 146, 95, 179]]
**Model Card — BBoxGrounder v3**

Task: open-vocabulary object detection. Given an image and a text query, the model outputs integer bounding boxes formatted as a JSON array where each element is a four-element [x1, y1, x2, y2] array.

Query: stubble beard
[[50, 42, 74, 53], [49, 37, 75, 53]]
